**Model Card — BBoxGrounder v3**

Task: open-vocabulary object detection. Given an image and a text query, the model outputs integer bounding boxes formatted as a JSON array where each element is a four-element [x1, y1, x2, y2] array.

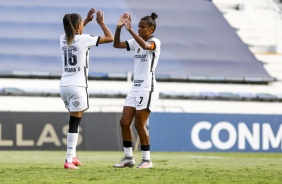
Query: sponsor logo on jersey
[[134, 53, 147, 62], [134, 80, 144, 87], [134, 54, 147, 59]]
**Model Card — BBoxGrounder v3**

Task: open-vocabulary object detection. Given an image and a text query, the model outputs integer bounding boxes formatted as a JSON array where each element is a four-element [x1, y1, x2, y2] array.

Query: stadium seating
[[1, 0, 282, 113], [0, 0, 275, 83], [214, 0, 282, 53], [2, 81, 282, 102]]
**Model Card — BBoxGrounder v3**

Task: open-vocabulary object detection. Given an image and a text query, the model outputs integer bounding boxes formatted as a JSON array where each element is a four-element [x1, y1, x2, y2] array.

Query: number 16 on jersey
[[63, 46, 78, 67]]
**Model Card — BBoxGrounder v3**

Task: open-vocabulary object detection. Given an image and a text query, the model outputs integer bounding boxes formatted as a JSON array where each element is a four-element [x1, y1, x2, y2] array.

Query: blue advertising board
[[150, 113, 282, 152]]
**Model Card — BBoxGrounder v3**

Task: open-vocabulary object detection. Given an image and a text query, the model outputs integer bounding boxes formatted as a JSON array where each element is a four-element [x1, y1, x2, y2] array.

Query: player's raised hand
[[96, 10, 104, 25], [125, 14, 132, 31], [117, 13, 128, 28], [87, 8, 95, 21], [84, 8, 96, 26], [123, 12, 130, 20]]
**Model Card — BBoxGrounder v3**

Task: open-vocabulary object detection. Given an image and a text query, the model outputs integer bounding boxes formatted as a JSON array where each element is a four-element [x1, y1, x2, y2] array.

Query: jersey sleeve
[[125, 39, 136, 51], [150, 38, 161, 53], [82, 34, 100, 48]]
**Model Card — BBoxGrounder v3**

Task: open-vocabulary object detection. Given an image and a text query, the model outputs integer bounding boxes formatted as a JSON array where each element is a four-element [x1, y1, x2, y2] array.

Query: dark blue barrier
[[0, 112, 126, 150], [150, 113, 282, 152]]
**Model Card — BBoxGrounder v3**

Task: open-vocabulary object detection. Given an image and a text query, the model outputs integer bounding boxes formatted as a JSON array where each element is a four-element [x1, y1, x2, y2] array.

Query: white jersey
[[59, 34, 100, 87], [126, 36, 161, 92]]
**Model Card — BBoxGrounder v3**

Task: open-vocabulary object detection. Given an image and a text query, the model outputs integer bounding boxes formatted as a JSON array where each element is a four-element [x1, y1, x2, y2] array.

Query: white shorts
[[124, 90, 159, 112], [60, 86, 89, 112]]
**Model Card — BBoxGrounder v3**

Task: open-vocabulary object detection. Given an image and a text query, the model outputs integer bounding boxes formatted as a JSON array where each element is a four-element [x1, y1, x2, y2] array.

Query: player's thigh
[[120, 106, 136, 126], [135, 108, 150, 126], [122, 91, 136, 124]]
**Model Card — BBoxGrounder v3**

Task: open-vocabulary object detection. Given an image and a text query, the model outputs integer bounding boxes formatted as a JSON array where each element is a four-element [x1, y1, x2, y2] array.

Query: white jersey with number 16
[[59, 34, 100, 87]]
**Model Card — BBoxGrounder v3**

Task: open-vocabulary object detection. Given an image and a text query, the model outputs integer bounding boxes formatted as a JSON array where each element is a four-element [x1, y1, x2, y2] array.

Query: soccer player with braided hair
[[60, 8, 113, 169], [113, 12, 161, 169]]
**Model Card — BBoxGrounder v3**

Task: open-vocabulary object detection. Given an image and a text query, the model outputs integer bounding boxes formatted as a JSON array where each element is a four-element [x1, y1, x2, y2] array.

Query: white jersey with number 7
[[126, 36, 161, 92]]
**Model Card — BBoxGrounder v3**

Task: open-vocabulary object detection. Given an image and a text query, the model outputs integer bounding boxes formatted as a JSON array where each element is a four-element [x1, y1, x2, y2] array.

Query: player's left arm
[[125, 14, 155, 51], [84, 8, 95, 26], [96, 10, 114, 44]]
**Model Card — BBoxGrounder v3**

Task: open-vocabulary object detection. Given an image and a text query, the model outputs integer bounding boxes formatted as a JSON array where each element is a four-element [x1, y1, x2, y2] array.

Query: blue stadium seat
[[256, 93, 278, 101], [200, 91, 219, 100], [237, 92, 258, 101], [0, 0, 274, 83], [218, 92, 241, 100]]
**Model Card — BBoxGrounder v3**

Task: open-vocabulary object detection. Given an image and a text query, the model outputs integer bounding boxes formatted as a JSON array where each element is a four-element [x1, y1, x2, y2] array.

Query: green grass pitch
[[0, 151, 281, 184]]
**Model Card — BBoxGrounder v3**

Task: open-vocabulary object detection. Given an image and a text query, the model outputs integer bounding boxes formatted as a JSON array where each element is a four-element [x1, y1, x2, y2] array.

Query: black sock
[[123, 140, 132, 148], [141, 145, 150, 151], [68, 116, 81, 133]]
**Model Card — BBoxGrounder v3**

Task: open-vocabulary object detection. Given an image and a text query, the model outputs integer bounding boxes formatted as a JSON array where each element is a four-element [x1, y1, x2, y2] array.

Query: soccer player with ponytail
[[113, 12, 161, 169], [60, 8, 113, 169]]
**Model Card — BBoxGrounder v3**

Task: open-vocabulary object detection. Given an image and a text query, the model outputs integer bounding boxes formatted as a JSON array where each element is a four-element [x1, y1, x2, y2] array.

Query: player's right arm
[[96, 10, 114, 44], [113, 13, 128, 48]]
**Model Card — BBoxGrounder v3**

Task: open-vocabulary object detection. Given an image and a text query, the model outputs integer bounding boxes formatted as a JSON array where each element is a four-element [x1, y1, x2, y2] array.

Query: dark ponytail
[[63, 13, 82, 45], [141, 12, 158, 32]]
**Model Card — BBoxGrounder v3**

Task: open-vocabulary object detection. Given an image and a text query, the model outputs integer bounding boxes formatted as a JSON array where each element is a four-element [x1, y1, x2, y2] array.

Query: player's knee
[[134, 122, 146, 133], [120, 119, 131, 129]]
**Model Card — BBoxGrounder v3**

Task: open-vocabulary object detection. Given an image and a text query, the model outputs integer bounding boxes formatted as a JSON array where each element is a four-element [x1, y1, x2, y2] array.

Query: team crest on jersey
[[73, 101, 80, 107], [137, 48, 141, 54]]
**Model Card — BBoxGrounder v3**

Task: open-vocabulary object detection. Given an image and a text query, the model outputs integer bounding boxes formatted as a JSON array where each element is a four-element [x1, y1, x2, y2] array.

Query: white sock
[[72, 147, 76, 158], [72, 128, 79, 158], [124, 147, 133, 157], [66, 133, 78, 163], [142, 151, 150, 160]]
